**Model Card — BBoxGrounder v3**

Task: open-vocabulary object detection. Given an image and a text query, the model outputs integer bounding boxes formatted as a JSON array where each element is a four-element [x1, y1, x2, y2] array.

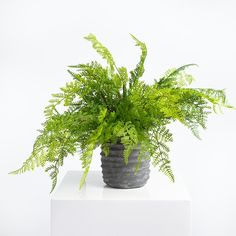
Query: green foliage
[[149, 126, 174, 181], [84, 34, 116, 73], [10, 34, 235, 192], [129, 34, 147, 87], [156, 64, 197, 88]]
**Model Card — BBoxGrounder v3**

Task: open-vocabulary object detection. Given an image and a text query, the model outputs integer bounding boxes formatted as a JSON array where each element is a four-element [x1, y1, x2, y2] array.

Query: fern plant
[[10, 34, 234, 192]]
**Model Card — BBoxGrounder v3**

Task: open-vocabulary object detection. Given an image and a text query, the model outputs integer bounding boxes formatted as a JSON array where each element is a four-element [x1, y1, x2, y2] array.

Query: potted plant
[[10, 34, 234, 192]]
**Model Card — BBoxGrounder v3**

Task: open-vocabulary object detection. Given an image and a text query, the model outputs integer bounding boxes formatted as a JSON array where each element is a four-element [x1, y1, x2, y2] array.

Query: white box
[[51, 171, 191, 236]]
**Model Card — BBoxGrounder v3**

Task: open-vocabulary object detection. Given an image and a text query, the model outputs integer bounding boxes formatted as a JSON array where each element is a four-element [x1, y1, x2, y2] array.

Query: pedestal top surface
[[51, 171, 190, 201]]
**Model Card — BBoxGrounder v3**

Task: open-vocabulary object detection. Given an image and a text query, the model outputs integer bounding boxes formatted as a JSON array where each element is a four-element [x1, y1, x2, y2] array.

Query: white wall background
[[1, 0, 236, 235]]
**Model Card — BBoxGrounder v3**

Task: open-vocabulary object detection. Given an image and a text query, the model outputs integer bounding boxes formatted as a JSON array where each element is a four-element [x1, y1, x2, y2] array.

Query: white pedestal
[[51, 171, 191, 236]]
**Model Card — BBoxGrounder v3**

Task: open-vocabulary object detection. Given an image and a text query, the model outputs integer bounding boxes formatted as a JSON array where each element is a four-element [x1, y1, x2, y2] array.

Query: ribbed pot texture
[[101, 143, 150, 188]]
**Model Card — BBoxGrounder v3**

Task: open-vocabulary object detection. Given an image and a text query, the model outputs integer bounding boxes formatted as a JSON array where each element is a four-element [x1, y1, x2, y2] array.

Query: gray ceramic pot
[[101, 143, 150, 188]]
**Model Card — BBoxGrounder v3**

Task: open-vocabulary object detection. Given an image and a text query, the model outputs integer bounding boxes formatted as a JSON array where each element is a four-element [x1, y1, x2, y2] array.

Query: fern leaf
[[67, 69, 83, 81], [157, 64, 197, 88], [50, 176, 58, 193], [135, 140, 150, 175], [194, 88, 235, 112], [9, 151, 46, 175], [130, 34, 147, 86], [188, 122, 201, 139], [150, 126, 174, 181], [84, 34, 116, 73], [159, 159, 175, 182], [165, 64, 198, 78], [79, 143, 94, 189], [45, 165, 55, 172], [120, 122, 138, 164], [98, 107, 107, 123], [79, 124, 104, 189], [101, 143, 111, 157]]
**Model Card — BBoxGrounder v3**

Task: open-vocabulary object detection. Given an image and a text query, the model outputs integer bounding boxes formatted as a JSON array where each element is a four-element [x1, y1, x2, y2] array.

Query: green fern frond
[[130, 34, 147, 86], [79, 124, 105, 188], [67, 69, 84, 81], [150, 126, 174, 181], [45, 163, 59, 193], [157, 64, 197, 88], [84, 33, 116, 73], [60, 81, 81, 106], [135, 139, 150, 174], [44, 97, 63, 118], [165, 64, 198, 78], [101, 143, 111, 157], [159, 159, 175, 182], [9, 151, 46, 175], [117, 67, 129, 98], [120, 122, 138, 164], [44, 79, 82, 119], [79, 143, 94, 189], [185, 121, 201, 139], [98, 107, 107, 123], [193, 88, 236, 112]]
